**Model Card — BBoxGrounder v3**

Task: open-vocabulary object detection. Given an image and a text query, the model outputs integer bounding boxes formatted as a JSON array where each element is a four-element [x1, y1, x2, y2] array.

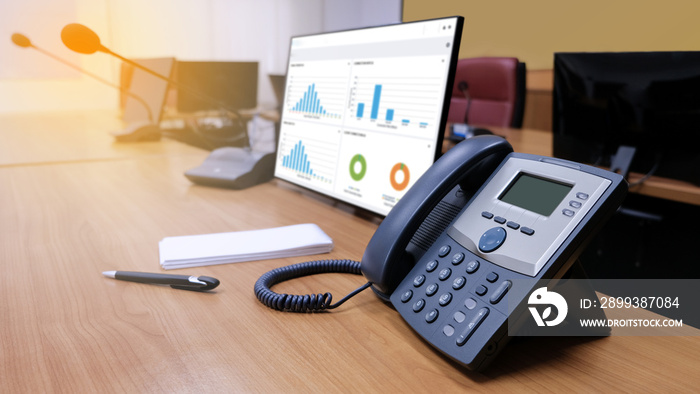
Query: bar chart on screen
[[346, 56, 447, 137], [349, 76, 441, 130], [277, 127, 339, 188], [283, 60, 350, 123]]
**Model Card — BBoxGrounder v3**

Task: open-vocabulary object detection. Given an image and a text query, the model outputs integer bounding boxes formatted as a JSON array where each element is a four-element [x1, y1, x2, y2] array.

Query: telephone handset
[[255, 135, 627, 371], [360, 135, 513, 299]]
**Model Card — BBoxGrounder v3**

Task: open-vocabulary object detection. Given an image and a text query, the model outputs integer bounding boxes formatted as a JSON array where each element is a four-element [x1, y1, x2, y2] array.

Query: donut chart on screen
[[349, 154, 367, 181], [390, 162, 410, 191]]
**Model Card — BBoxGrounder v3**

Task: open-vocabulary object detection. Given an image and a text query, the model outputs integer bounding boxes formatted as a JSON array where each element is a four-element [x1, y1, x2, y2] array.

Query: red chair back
[[448, 57, 525, 128]]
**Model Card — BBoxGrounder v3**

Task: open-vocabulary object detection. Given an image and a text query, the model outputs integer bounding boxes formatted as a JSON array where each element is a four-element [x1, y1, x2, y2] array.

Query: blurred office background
[[4, 0, 700, 127], [0, 0, 401, 114]]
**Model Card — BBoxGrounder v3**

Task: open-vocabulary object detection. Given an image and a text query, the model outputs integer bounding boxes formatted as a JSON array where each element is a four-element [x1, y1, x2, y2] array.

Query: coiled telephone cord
[[254, 259, 372, 312]]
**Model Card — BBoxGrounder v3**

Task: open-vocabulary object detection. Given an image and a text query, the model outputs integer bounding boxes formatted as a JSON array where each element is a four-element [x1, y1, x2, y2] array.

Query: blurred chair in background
[[447, 57, 526, 128]]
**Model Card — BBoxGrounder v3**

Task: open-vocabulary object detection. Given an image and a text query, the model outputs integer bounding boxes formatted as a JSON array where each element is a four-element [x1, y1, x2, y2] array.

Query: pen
[[102, 271, 220, 291]]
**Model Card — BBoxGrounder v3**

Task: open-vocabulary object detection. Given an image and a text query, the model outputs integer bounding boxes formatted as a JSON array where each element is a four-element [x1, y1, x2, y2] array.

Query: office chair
[[447, 57, 526, 128]]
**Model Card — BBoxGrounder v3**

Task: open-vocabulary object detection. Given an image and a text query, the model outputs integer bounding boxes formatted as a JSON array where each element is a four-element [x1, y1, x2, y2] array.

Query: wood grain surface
[[2, 112, 699, 392]]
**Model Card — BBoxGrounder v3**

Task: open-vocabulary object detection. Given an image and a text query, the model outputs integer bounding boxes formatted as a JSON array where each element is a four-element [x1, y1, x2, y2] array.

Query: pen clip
[[170, 276, 220, 291]]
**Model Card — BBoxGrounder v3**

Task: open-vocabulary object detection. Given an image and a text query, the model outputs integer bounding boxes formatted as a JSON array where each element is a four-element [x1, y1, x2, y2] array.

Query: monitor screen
[[175, 61, 258, 112], [553, 51, 700, 185], [274, 17, 463, 216]]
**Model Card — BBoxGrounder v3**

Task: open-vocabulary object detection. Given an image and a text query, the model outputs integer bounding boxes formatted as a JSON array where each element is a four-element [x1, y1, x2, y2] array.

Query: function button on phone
[[506, 221, 520, 230], [438, 268, 452, 281], [576, 192, 589, 200], [454, 311, 466, 323], [481, 211, 494, 219], [426, 309, 439, 323], [489, 280, 512, 305], [478, 227, 507, 253], [413, 275, 426, 287], [451, 253, 465, 265], [569, 200, 582, 209], [443, 324, 455, 337], [426, 283, 439, 297], [426, 260, 439, 272], [438, 245, 451, 257], [456, 307, 490, 346], [562, 209, 575, 217], [400, 290, 413, 303], [464, 298, 477, 310], [452, 276, 466, 290], [475, 285, 488, 296], [520, 227, 535, 236], [486, 272, 499, 283], [465, 260, 480, 274], [412, 299, 426, 312], [494, 216, 507, 224], [438, 293, 453, 306]]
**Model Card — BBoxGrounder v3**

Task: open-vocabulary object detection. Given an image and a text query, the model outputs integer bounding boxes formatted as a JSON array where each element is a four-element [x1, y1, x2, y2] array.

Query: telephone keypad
[[438, 245, 451, 257], [395, 238, 519, 366], [400, 290, 413, 303], [426, 309, 439, 323], [426, 283, 439, 297], [438, 268, 452, 281], [412, 299, 425, 312], [438, 293, 453, 306], [413, 275, 426, 287]]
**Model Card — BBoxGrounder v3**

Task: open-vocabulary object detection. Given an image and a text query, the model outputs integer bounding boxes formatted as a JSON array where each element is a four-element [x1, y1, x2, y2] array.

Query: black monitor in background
[[268, 74, 286, 109], [175, 61, 258, 112], [274, 17, 464, 216], [553, 52, 700, 186], [122, 57, 175, 124]]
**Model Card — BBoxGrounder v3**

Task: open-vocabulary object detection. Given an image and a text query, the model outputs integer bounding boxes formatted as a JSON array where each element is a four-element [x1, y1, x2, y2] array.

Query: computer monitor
[[175, 61, 258, 112], [553, 51, 700, 185], [274, 17, 464, 216]]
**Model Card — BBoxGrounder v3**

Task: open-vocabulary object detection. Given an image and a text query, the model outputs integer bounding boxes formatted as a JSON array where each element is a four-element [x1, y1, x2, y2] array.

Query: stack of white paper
[[159, 223, 334, 270]]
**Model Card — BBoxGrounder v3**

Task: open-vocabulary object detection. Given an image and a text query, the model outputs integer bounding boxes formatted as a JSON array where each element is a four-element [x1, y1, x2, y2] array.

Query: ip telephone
[[255, 135, 627, 370]]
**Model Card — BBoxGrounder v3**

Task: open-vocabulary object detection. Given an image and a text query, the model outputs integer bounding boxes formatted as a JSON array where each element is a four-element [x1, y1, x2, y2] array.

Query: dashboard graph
[[283, 60, 349, 122], [274, 17, 462, 215], [289, 83, 342, 119], [346, 57, 447, 134]]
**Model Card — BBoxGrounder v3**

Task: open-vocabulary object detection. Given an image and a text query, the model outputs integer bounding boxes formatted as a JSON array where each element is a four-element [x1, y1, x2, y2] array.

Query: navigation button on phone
[[478, 227, 507, 253]]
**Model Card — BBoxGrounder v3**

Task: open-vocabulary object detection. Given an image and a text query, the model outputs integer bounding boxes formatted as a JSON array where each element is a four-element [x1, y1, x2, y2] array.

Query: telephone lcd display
[[499, 173, 572, 216]]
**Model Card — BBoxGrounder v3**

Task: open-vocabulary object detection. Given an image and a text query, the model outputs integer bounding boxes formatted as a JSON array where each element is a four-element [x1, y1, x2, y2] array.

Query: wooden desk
[[3, 112, 700, 392]]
